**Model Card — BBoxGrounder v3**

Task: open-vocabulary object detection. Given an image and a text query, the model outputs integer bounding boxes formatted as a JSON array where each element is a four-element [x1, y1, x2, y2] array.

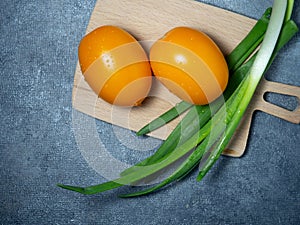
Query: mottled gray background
[[1, 0, 299, 224]]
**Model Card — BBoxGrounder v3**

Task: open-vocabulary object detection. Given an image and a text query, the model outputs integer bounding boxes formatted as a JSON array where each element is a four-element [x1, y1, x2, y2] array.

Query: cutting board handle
[[255, 78, 300, 124], [224, 78, 300, 157]]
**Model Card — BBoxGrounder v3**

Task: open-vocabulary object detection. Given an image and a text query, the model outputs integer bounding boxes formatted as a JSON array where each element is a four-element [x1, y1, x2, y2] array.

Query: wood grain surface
[[72, 0, 300, 157]]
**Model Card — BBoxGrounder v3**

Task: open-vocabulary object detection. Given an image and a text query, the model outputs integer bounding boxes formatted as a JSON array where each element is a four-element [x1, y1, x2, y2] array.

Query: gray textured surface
[[0, 0, 299, 224]]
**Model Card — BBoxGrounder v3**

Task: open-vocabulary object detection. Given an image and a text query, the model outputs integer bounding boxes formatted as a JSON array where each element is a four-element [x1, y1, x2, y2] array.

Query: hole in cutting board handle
[[263, 92, 299, 111]]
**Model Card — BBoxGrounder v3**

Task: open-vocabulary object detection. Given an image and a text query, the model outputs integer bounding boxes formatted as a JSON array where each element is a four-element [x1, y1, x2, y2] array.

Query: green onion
[[197, 0, 295, 181], [136, 101, 192, 136], [285, 0, 294, 22], [226, 7, 271, 72]]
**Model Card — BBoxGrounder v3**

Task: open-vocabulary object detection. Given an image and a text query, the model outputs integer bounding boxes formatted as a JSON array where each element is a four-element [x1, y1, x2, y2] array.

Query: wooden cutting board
[[72, 0, 300, 157]]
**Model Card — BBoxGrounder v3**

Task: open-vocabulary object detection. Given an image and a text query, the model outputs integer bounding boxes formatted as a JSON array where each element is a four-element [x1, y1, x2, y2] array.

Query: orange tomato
[[78, 25, 152, 106], [150, 27, 229, 105]]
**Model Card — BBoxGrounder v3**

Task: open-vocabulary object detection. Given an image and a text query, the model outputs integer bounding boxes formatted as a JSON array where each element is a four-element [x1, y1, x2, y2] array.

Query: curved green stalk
[[226, 7, 271, 72], [136, 101, 192, 136], [197, 0, 289, 181], [285, 0, 294, 22]]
